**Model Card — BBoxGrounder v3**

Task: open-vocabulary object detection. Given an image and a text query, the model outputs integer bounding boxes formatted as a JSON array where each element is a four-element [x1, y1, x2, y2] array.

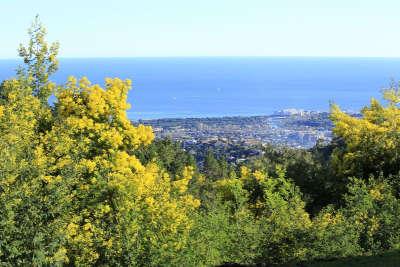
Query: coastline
[[135, 110, 333, 149]]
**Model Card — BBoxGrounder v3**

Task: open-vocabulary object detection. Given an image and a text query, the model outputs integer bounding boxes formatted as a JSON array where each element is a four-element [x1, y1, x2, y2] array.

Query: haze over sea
[[1, 57, 400, 120]]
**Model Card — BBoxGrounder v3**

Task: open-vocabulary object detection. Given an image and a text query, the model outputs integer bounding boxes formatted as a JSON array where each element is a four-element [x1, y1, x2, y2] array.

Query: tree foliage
[[18, 15, 59, 104], [1, 17, 400, 266], [331, 87, 400, 182], [0, 18, 199, 266]]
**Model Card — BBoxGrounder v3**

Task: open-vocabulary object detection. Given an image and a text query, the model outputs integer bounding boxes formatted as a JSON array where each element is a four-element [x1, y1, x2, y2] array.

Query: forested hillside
[[1, 18, 400, 266]]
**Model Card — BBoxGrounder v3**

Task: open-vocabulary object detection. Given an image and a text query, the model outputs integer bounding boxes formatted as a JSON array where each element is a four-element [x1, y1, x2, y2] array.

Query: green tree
[[307, 206, 361, 260], [134, 137, 196, 180], [0, 18, 65, 265], [203, 149, 221, 181], [0, 18, 201, 266], [330, 86, 400, 182], [246, 144, 340, 214], [0, 77, 68, 265], [343, 177, 400, 252], [255, 167, 311, 265], [18, 15, 59, 104]]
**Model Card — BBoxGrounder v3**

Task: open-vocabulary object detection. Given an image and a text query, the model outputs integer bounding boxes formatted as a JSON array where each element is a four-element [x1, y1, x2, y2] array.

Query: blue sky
[[1, 0, 400, 58]]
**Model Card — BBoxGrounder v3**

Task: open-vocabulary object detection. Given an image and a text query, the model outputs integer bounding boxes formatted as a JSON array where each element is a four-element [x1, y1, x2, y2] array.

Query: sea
[[1, 57, 400, 120]]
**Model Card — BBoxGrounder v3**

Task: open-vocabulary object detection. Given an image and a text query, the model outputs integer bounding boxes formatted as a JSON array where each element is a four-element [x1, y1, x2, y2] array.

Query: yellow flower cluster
[[43, 77, 199, 264], [317, 212, 344, 228], [0, 74, 200, 265], [369, 188, 383, 201], [173, 166, 194, 193], [330, 90, 400, 175]]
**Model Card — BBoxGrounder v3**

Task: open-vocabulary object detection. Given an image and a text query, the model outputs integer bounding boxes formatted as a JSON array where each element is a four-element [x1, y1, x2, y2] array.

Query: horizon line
[[3, 55, 400, 60]]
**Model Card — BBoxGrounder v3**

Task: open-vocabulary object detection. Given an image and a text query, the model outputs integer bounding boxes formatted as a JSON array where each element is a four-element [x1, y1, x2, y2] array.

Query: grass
[[288, 250, 400, 267], [221, 250, 400, 267]]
